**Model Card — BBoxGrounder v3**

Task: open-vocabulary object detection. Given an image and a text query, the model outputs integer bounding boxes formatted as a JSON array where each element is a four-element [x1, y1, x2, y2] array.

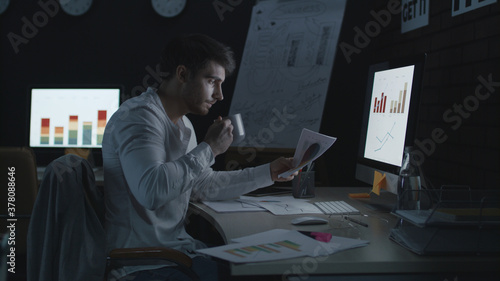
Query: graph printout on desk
[[197, 229, 369, 263]]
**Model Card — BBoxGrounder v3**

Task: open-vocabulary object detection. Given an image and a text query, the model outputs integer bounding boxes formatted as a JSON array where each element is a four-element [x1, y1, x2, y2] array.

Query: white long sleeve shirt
[[102, 88, 274, 262]]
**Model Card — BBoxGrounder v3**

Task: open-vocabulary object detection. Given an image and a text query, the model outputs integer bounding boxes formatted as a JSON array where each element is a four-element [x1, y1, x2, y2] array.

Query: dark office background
[[1, 0, 499, 189]]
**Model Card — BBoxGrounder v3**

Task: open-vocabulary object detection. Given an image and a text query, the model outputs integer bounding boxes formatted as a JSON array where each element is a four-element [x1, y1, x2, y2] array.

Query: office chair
[[27, 154, 199, 281], [0, 147, 38, 280], [1, 233, 8, 281]]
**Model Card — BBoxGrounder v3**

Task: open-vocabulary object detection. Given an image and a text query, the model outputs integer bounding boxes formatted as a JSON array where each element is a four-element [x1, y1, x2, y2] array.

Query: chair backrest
[[0, 147, 38, 254], [0, 233, 8, 281], [27, 154, 106, 281]]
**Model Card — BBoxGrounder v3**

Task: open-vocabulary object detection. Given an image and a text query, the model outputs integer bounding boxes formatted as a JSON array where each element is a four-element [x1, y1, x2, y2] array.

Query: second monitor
[[28, 86, 122, 166]]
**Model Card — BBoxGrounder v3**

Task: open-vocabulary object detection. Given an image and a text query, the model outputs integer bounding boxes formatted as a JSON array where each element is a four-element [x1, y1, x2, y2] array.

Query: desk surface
[[190, 187, 500, 277]]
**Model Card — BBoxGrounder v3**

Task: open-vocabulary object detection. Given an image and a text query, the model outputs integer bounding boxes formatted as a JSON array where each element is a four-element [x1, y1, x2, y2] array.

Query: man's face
[[181, 61, 225, 115]]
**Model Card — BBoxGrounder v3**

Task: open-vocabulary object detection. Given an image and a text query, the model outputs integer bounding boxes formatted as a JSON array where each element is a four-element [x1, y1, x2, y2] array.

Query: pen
[[345, 216, 368, 227]]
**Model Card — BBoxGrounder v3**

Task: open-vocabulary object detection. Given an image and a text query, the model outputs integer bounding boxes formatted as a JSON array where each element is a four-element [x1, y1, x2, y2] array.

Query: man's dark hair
[[160, 34, 236, 81]]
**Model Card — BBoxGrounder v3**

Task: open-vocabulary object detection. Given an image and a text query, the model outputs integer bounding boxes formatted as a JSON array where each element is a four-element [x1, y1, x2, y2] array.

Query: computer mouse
[[291, 216, 328, 225]]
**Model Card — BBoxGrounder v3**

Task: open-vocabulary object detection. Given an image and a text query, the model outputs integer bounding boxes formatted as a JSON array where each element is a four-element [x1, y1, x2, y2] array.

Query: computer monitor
[[28, 86, 121, 165], [355, 54, 426, 193]]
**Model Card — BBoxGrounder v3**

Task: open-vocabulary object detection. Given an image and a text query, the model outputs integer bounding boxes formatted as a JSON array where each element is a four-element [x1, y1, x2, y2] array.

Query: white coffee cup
[[227, 113, 245, 144]]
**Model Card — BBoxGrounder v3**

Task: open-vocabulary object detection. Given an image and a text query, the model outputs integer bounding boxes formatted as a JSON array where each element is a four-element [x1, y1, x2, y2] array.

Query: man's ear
[[176, 65, 189, 83]]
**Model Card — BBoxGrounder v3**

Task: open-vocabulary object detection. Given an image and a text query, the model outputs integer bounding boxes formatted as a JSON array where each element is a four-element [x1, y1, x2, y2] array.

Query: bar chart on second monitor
[[364, 65, 415, 167], [30, 89, 119, 148]]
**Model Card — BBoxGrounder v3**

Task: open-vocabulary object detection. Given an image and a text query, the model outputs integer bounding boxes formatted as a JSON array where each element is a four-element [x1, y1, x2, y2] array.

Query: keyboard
[[314, 201, 360, 215]]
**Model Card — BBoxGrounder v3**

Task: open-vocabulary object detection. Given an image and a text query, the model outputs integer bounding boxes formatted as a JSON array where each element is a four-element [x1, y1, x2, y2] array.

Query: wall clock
[[0, 0, 10, 15], [152, 0, 187, 18], [59, 0, 93, 16]]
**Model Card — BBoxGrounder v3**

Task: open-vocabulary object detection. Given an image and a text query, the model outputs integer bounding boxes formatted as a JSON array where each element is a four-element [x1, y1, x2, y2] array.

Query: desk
[[189, 187, 500, 279]]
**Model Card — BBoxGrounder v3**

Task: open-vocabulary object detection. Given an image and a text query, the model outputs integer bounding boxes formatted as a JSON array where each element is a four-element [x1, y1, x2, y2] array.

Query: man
[[102, 34, 296, 280]]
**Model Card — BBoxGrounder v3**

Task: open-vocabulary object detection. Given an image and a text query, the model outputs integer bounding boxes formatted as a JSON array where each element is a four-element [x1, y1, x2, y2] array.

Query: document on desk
[[201, 196, 322, 214], [196, 229, 369, 263], [239, 195, 323, 215], [232, 229, 369, 255], [201, 200, 266, 213]]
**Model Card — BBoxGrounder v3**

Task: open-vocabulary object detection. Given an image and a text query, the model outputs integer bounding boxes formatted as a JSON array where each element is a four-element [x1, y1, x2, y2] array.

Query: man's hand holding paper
[[278, 128, 337, 179]]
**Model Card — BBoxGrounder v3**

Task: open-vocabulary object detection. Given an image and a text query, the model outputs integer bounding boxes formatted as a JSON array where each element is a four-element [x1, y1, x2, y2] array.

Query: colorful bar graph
[[54, 127, 64, 145], [225, 249, 246, 258], [82, 121, 92, 145], [275, 240, 302, 251], [373, 92, 387, 113], [388, 82, 408, 114], [68, 115, 78, 145], [402, 82, 407, 113], [224, 240, 302, 258], [37, 110, 108, 146], [383, 95, 386, 113], [40, 118, 50, 144], [97, 110, 107, 145], [258, 244, 281, 253], [398, 91, 402, 113]]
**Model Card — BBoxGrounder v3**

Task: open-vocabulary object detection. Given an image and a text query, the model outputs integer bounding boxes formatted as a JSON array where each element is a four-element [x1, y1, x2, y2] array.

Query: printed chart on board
[[229, 0, 346, 148]]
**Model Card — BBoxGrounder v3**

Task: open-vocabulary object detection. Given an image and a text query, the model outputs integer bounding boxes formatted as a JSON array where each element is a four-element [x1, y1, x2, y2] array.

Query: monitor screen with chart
[[355, 54, 426, 191], [28, 86, 122, 166], [29, 87, 120, 148]]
